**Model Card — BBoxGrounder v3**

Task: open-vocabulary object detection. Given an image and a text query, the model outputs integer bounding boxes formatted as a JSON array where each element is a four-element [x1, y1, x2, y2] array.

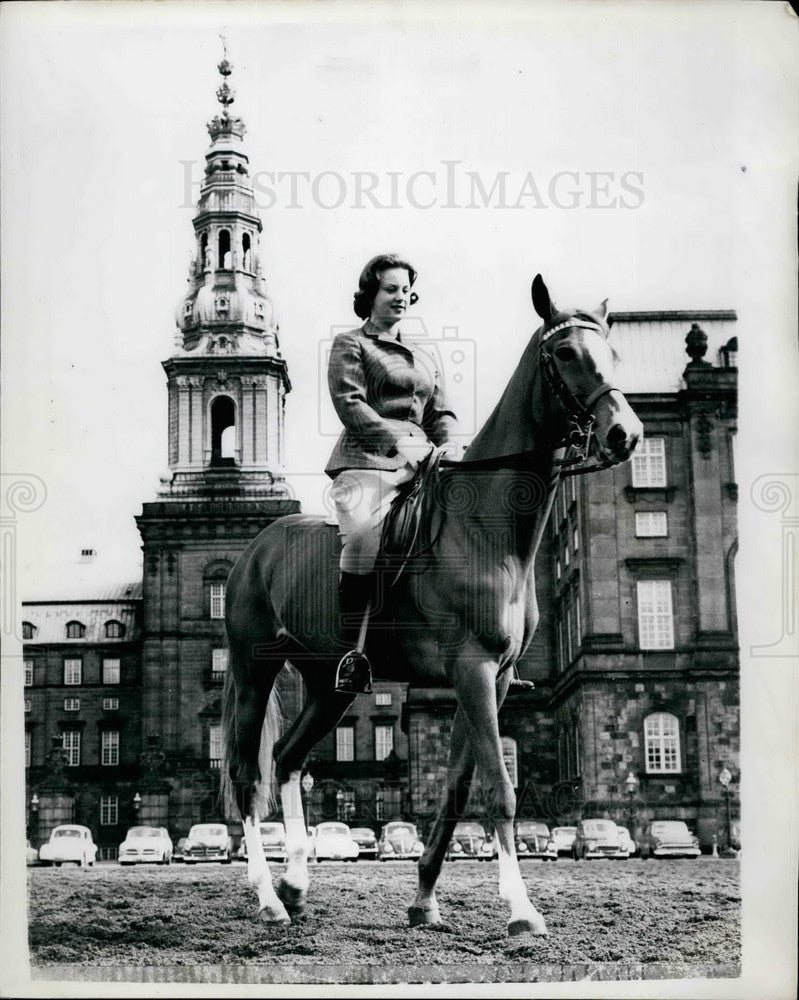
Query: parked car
[[377, 821, 424, 861], [39, 825, 98, 868], [182, 823, 233, 864], [118, 826, 173, 865], [313, 822, 359, 862], [236, 822, 287, 862], [515, 820, 557, 861], [616, 825, 637, 856], [446, 821, 496, 861], [551, 826, 577, 856], [638, 820, 701, 859], [572, 819, 628, 860], [350, 827, 378, 860], [26, 840, 40, 866]]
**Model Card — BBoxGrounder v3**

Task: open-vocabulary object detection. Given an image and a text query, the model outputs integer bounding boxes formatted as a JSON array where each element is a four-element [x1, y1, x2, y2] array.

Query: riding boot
[[334, 572, 375, 695]]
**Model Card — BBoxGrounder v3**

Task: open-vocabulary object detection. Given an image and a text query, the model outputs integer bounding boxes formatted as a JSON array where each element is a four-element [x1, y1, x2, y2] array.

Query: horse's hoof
[[258, 905, 291, 926], [277, 880, 307, 916], [508, 916, 548, 937], [408, 903, 440, 927]]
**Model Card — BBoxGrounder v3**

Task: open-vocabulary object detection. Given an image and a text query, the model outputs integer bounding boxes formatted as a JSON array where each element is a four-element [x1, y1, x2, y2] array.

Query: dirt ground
[[27, 858, 740, 984]]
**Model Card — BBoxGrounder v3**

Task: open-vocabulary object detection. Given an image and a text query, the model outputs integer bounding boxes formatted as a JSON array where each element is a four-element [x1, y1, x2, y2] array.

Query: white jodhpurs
[[331, 465, 417, 575]]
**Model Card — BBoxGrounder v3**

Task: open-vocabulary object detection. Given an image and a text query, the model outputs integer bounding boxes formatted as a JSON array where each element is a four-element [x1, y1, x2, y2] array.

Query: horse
[[220, 274, 643, 936]]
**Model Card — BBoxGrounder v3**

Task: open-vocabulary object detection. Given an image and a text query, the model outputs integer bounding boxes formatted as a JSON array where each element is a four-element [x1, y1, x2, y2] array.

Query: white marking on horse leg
[[496, 834, 547, 936], [244, 816, 289, 924], [277, 771, 309, 913]]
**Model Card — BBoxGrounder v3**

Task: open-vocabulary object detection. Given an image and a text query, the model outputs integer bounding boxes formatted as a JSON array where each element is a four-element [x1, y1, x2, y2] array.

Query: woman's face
[[370, 267, 412, 326]]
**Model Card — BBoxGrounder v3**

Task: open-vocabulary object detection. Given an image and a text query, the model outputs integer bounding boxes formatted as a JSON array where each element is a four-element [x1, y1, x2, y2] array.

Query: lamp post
[[624, 771, 638, 843], [133, 791, 142, 815], [28, 791, 39, 841], [336, 788, 345, 822], [301, 772, 314, 832], [718, 767, 732, 851]]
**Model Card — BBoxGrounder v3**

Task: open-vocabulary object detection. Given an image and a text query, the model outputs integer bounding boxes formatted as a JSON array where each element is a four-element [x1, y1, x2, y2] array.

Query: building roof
[[22, 583, 142, 644]]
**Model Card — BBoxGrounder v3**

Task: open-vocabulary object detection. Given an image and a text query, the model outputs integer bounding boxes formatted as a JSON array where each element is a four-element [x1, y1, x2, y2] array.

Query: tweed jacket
[[325, 320, 458, 477]]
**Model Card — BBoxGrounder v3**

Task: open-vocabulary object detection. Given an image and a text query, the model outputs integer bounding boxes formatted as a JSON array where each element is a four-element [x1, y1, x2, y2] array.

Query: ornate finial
[[685, 322, 710, 365], [206, 35, 246, 141]]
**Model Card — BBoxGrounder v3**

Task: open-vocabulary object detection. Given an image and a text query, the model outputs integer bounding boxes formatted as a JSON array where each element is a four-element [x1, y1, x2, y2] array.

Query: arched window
[[22, 622, 36, 641], [501, 736, 518, 788], [242, 233, 251, 270], [105, 621, 125, 639], [218, 229, 231, 269], [200, 232, 208, 268], [210, 395, 237, 465], [644, 712, 681, 774], [66, 621, 86, 639]]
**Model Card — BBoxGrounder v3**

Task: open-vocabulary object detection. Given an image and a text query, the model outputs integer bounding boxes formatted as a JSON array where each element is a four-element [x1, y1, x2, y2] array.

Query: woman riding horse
[[326, 253, 459, 693]]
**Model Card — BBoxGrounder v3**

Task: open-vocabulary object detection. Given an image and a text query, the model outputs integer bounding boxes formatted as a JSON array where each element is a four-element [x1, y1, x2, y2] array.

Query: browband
[[541, 319, 605, 343]]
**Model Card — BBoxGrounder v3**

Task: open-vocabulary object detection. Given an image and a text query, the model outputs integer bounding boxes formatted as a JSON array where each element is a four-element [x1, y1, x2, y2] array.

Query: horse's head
[[531, 274, 642, 470]]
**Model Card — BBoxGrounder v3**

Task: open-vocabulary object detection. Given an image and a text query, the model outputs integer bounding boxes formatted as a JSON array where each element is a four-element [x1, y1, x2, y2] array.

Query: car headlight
[[587, 841, 597, 850], [413, 841, 424, 852], [480, 843, 493, 853], [517, 840, 528, 851], [382, 842, 394, 853], [452, 842, 463, 852]]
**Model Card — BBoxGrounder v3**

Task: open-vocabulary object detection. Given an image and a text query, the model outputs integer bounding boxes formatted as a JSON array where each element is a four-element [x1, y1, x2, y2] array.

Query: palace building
[[22, 59, 739, 857]]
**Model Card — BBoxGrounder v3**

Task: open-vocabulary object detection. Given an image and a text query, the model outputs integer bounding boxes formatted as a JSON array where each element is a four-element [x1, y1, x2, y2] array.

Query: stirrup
[[334, 650, 373, 695]]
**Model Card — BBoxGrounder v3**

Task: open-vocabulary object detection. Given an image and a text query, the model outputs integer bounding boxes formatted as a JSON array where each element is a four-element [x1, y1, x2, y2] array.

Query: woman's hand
[[395, 436, 434, 467]]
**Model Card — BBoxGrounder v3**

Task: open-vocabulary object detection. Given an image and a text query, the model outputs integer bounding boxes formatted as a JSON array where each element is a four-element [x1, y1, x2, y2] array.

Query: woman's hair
[[353, 253, 418, 320]]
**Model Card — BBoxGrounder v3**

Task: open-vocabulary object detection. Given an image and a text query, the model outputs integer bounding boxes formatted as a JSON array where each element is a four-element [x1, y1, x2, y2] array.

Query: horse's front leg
[[277, 770, 311, 915], [243, 816, 291, 925], [410, 707, 474, 926], [457, 659, 548, 937]]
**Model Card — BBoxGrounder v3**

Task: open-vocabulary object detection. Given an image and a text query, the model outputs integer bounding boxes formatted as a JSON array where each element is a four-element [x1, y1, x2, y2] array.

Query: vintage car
[[182, 823, 233, 864], [350, 827, 378, 860], [616, 825, 637, 856], [118, 826, 173, 865], [515, 820, 557, 861], [39, 824, 98, 867], [236, 822, 288, 862], [313, 822, 360, 862], [551, 826, 577, 855], [446, 821, 496, 861], [638, 820, 701, 859], [377, 821, 424, 861], [572, 819, 628, 860]]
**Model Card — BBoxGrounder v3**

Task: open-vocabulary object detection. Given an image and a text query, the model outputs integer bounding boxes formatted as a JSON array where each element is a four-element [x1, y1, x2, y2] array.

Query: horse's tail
[[220, 663, 284, 821]]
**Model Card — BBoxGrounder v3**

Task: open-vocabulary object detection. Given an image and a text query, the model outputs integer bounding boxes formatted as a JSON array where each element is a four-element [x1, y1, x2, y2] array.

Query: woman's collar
[[363, 318, 403, 342]]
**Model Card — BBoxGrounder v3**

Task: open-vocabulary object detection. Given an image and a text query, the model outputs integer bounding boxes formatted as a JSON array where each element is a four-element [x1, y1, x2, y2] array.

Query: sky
[[1, 4, 798, 995]]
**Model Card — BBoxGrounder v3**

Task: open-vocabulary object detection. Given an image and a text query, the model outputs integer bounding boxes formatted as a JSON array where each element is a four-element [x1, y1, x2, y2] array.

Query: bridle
[[540, 317, 619, 477]]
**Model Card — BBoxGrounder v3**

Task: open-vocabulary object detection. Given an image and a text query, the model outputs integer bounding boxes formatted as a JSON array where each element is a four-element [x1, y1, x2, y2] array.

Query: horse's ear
[[531, 274, 556, 322], [594, 298, 609, 321]]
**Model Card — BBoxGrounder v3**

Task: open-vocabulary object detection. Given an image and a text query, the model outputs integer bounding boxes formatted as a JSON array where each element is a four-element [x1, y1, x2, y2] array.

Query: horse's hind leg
[[273, 674, 355, 915], [410, 706, 474, 926]]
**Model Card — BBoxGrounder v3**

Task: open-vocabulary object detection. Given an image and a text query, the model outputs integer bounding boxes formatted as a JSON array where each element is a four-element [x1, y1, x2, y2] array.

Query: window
[[101, 730, 120, 766], [22, 622, 36, 641], [210, 583, 226, 620], [631, 437, 666, 487], [103, 697, 119, 711], [212, 648, 229, 677], [335, 726, 355, 762], [573, 526, 579, 553], [209, 724, 223, 768], [66, 621, 86, 639], [62, 730, 81, 767], [24, 659, 33, 686], [635, 511, 668, 537], [64, 658, 82, 685], [102, 658, 121, 685], [374, 724, 394, 762], [375, 691, 392, 707], [24, 699, 31, 713], [99, 846, 118, 861], [637, 580, 675, 650], [25, 731, 31, 768], [100, 795, 119, 826], [644, 712, 681, 773], [105, 621, 125, 639], [64, 698, 80, 712], [501, 736, 518, 788]]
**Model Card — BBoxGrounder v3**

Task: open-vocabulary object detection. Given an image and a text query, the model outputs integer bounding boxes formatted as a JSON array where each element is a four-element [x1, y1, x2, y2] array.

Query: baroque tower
[[135, 54, 301, 830]]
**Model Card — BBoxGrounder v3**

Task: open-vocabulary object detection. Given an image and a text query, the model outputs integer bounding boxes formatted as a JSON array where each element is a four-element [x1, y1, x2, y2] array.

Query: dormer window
[[22, 622, 36, 641], [105, 621, 125, 639], [66, 621, 86, 640]]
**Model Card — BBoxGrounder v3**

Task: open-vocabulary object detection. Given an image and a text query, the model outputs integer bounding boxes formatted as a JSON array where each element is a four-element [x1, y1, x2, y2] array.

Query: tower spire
[[208, 36, 246, 142]]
